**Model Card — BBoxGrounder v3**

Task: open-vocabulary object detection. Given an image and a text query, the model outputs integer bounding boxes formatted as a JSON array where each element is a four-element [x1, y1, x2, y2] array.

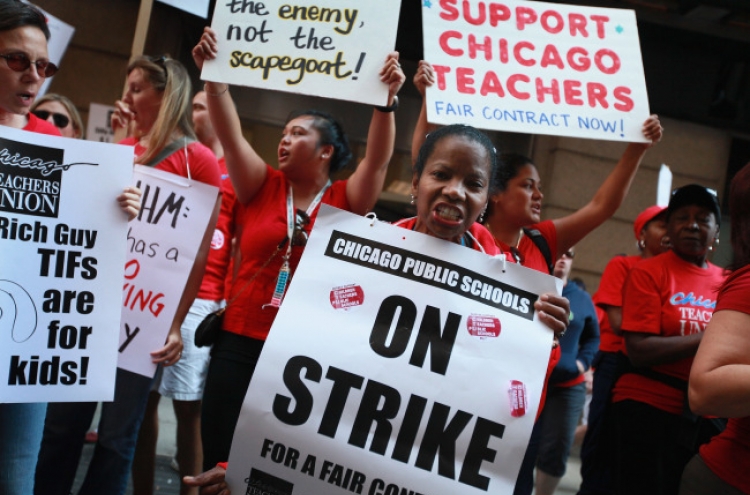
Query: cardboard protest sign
[[201, 0, 400, 105], [86, 103, 116, 143], [0, 126, 132, 403], [226, 205, 561, 495], [117, 166, 219, 378], [423, 0, 650, 142]]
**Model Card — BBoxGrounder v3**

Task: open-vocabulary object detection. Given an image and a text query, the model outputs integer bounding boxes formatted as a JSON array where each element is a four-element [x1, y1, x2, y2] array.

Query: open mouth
[[435, 204, 463, 222], [18, 92, 34, 105], [278, 148, 290, 160]]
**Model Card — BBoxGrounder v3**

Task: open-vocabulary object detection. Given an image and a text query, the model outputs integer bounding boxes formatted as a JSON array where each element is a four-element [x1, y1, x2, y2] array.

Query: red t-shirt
[[120, 137, 221, 188], [613, 250, 725, 414], [197, 157, 236, 301], [593, 255, 641, 353], [223, 166, 350, 341], [492, 220, 557, 275], [24, 112, 61, 135], [698, 264, 750, 494], [392, 218, 500, 255]]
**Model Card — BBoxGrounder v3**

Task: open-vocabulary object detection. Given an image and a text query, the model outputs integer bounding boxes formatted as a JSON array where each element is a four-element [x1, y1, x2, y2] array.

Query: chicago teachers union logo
[[0, 136, 67, 218]]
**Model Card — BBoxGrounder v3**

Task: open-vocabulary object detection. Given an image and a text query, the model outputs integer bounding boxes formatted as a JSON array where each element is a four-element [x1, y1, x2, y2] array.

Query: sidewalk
[[73, 398, 181, 495], [72, 398, 583, 494]]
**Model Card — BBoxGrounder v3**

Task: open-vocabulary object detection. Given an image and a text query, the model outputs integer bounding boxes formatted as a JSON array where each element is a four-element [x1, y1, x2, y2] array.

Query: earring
[[478, 206, 487, 223], [410, 194, 415, 205], [638, 239, 645, 250]]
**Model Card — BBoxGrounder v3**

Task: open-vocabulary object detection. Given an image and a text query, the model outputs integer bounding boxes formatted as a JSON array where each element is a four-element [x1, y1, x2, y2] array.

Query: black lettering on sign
[[326, 231, 537, 319]]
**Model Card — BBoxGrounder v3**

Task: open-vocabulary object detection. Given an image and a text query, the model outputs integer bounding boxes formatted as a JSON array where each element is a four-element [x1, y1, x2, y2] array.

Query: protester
[[132, 89, 236, 495], [191, 26, 405, 470], [533, 248, 599, 495], [412, 61, 663, 265], [184, 123, 571, 494], [611, 184, 725, 495], [30, 92, 84, 138], [0, 3, 139, 494], [680, 163, 750, 495], [34, 55, 221, 495], [578, 204, 668, 495], [410, 60, 663, 495]]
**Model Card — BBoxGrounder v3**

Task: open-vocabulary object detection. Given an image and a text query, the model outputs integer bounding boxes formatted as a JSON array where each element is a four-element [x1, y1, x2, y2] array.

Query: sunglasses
[[0, 53, 59, 78], [561, 250, 575, 259], [32, 110, 70, 128]]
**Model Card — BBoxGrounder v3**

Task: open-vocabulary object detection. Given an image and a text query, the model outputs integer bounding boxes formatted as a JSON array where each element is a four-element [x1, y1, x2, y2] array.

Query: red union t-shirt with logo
[[612, 250, 725, 414]]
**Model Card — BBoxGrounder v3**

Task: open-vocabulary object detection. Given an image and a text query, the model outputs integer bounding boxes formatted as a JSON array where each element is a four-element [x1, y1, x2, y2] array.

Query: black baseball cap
[[667, 184, 721, 226]]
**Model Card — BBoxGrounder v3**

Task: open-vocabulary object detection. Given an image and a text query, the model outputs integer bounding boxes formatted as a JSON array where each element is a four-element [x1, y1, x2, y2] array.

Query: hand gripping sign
[[423, 0, 651, 142], [201, 0, 401, 106], [225, 205, 563, 495]]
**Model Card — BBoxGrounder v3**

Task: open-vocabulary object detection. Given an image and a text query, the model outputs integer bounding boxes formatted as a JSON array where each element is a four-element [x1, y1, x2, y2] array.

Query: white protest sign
[[86, 103, 116, 143], [657, 164, 673, 207], [226, 205, 560, 495], [117, 166, 218, 377], [0, 126, 132, 403], [157, 0, 210, 18], [423, 0, 650, 142], [201, 0, 400, 105]]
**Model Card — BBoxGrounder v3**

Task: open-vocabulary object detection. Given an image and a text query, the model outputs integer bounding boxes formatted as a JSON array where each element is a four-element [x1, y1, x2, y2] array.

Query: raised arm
[[689, 309, 750, 417], [552, 116, 663, 258], [345, 52, 405, 215], [411, 61, 439, 164], [193, 27, 267, 205]]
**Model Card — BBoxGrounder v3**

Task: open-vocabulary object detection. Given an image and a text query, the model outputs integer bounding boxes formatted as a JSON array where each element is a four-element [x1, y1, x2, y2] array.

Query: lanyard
[[264, 180, 331, 309]]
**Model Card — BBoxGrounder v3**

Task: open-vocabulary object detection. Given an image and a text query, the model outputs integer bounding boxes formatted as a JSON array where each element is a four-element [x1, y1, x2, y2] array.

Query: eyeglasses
[[0, 53, 59, 77], [32, 110, 70, 128], [291, 209, 310, 246]]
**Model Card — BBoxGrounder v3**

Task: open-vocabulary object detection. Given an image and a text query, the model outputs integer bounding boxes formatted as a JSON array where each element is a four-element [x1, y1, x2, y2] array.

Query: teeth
[[436, 205, 461, 221]]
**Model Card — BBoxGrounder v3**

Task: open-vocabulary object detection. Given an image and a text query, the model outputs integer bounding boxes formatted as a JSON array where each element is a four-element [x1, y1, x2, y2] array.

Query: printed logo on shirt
[[669, 291, 716, 335]]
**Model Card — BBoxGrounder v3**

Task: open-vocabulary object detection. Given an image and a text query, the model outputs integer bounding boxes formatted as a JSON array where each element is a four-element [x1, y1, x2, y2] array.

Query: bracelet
[[205, 83, 229, 97], [375, 95, 398, 113]]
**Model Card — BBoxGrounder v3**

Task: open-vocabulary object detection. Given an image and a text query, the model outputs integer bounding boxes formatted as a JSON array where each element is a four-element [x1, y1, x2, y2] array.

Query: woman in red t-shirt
[[612, 184, 725, 495], [681, 163, 750, 495], [35, 56, 219, 495], [192, 27, 407, 470], [184, 123, 571, 494], [412, 61, 663, 495]]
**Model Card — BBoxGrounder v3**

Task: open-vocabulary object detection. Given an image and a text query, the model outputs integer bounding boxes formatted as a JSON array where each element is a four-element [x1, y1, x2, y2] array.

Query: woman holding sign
[[34, 56, 221, 495], [184, 123, 571, 493], [0, 2, 140, 494], [192, 26, 405, 470], [412, 61, 663, 495]]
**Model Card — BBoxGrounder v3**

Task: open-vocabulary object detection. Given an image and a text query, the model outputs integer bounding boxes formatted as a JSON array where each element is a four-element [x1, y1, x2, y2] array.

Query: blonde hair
[[31, 93, 85, 139], [127, 55, 195, 164]]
